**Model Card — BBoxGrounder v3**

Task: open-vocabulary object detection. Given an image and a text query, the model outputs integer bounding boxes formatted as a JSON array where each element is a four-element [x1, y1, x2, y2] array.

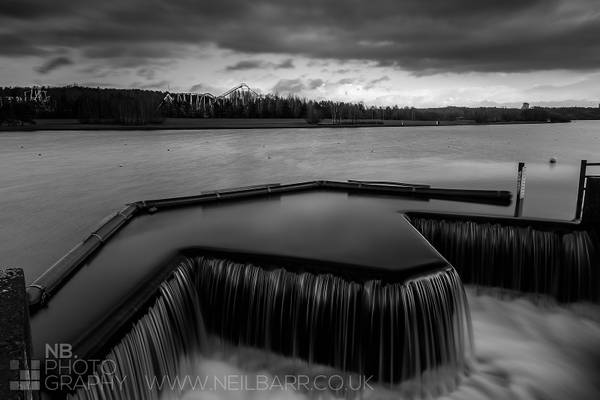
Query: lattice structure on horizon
[[0, 86, 53, 112], [159, 83, 260, 116]]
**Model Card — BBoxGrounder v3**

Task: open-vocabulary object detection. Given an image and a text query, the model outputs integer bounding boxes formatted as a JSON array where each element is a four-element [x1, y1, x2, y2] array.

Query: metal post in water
[[575, 159, 587, 220], [514, 162, 526, 217]]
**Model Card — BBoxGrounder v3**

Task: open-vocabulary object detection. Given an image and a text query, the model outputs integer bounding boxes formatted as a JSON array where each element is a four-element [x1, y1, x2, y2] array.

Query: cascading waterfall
[[409, 217, 599, 302], [69, 259, 207, 400], [69, 255, 473, 399]]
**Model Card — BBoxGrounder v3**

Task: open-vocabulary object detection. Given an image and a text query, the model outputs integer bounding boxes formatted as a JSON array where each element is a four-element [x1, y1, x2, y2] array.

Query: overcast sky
[[1, 0, 599, 107]]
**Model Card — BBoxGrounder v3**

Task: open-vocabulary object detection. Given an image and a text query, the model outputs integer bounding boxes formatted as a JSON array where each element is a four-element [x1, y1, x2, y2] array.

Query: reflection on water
[[2, 122, 600, 280], [169, 288, 600, 400]]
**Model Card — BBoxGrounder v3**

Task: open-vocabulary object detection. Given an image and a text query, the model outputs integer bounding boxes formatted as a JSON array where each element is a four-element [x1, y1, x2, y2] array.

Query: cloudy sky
[[1, 0, 599, 107]]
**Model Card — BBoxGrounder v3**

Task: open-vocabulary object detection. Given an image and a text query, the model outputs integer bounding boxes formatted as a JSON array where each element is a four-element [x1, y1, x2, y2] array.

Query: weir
[[68, 255, 472, 399], [26, 176, 600, 398], [407, 214, 599, 301]]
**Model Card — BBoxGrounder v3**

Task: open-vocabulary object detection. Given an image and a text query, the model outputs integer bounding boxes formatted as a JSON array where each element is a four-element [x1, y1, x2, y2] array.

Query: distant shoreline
[[0, 117, 568, 132]]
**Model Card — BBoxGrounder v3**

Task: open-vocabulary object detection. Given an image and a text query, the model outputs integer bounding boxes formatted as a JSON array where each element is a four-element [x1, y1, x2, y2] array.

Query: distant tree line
[[2, 85, 600, 125], [0, 100, 36, 125], [1, 86, 164, 125]]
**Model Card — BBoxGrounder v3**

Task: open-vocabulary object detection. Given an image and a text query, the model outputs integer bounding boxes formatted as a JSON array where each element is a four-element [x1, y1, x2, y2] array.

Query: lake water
[[2, 121, 599, 281], [2, 121, 600, 400]]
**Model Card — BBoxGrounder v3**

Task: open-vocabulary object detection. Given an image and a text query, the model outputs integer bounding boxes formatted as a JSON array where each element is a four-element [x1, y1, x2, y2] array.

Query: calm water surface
[[1, 121, 599, 281]]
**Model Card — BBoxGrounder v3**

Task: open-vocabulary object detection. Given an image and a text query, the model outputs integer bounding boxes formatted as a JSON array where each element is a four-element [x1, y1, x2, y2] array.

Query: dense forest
[[2, 85, 599, 125]]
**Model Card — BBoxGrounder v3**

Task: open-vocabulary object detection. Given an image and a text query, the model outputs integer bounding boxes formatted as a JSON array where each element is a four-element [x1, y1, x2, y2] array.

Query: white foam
[[445, 287, 600, 400], [169, 286, 600, 400]]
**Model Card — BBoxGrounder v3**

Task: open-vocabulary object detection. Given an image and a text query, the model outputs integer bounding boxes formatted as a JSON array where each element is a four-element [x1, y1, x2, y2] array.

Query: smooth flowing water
[[409, 217, 598, 301], [70, 256, 473, 400]]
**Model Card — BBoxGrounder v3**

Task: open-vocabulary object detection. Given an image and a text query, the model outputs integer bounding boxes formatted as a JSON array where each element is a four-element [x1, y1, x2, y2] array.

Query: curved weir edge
[[69, 248, 451, 362], [26, 180, 512, 310], [64, 255, 473, 399], [405, 211, 600, 302]]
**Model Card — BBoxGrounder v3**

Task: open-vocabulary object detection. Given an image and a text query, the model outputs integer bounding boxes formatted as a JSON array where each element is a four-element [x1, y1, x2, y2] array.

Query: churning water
[[70, 256, 473, 400], [68, 257, 600, 400], [167, 288, 600, 400]]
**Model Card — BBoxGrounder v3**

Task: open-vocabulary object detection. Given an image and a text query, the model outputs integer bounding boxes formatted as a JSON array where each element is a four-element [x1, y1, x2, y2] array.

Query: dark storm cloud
[[308, 79, 324, 89], [365, 76, 390, 89], [275, 59, 294, 69], [370, 76, 390, 84], [0, 1, 65, 19], [3, 0, 599, 74], [272, 78, 323, 93], [0, 33, 46, 56], [35, 56, 73, 74], [273, 79, 305, 94], [225, 59, 295, 71], [137, 67, 156, 80], [226, 60, 266, 71]]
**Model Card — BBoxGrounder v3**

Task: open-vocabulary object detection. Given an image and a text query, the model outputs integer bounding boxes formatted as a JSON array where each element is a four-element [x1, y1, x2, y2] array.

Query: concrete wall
[[583, 177, 600, 225], [0, 269, 35, 400]]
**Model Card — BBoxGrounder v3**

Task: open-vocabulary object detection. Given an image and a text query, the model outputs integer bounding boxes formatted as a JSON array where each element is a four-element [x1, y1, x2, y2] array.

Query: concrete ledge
[[0, 268, 35, 399]]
